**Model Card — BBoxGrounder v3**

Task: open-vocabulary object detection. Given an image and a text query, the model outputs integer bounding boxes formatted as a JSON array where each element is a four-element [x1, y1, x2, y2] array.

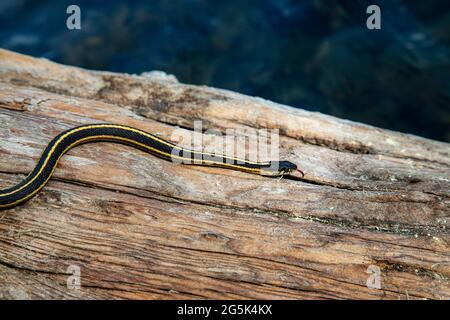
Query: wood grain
[[0, 49, 448, 299]]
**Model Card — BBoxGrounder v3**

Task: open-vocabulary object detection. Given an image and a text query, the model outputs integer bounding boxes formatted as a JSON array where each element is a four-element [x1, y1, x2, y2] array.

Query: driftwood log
[[0, 49, 448, 300]]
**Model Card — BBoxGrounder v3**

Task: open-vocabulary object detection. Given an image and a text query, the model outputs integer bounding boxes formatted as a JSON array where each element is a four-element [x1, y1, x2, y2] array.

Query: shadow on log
[[0, 49, 448, 299]]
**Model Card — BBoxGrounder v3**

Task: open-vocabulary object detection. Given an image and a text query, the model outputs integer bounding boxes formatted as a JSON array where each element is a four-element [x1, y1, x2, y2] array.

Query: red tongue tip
[[296, 168, 305, 178]]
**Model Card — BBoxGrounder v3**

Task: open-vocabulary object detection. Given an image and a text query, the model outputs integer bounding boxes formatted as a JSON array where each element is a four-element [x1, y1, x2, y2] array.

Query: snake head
[[260, 161, 304, 177]]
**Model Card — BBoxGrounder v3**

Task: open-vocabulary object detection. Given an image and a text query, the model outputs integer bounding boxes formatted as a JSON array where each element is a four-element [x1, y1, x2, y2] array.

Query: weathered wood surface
[[0, 49, 448, 299]]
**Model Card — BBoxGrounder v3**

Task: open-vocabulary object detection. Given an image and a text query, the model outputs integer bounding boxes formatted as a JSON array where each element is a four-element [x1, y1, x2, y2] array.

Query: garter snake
[[0, 124, 302, 209]]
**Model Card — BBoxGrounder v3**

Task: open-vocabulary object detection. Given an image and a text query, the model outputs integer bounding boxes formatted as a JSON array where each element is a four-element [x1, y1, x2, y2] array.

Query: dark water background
[[1, 0, 449, 142]]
